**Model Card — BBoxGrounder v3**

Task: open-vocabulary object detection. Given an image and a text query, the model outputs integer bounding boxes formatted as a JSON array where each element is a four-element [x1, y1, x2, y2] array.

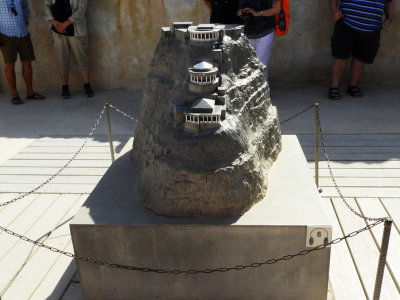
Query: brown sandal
[[11, 97, 23, 105], [26, 93, 45, 100]]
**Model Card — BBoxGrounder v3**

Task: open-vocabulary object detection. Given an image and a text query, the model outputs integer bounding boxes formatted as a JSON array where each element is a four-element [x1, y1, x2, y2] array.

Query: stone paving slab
[[0, 135, 131, 300]]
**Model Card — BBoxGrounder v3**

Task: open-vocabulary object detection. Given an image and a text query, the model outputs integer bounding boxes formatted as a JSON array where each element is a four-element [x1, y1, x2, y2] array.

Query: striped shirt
[[0, 0, 29, 37], [340, 0, 392, 33]]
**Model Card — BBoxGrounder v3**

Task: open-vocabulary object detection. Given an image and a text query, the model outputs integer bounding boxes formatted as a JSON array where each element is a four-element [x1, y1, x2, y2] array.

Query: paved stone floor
[[0, 86, 399, 299]]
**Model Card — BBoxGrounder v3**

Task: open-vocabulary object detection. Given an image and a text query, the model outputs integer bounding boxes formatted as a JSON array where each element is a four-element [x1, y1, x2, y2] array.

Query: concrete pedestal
[[70, 135, 332, 300]]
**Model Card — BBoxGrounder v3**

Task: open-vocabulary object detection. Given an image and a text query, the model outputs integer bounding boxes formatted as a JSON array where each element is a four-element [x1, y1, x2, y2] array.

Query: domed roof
[[192, 61, 214, 72]]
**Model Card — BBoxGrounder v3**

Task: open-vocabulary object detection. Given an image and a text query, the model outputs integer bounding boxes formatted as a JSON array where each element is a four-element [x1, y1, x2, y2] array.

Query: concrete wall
[[1, 0, 399, 93]]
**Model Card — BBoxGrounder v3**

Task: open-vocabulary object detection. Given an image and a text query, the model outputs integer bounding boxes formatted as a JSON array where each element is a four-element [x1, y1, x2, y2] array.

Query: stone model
[[131, 22, 282, 217]]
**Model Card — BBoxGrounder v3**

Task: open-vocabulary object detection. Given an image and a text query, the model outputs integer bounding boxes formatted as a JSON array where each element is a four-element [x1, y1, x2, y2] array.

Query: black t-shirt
[[207, 0, 244, 25], [239, 0, 275, 39], [51, 0, 74, 36]]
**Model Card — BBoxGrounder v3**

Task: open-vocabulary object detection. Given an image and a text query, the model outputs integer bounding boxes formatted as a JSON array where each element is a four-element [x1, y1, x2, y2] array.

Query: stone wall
[[1, 0, 399, 93]]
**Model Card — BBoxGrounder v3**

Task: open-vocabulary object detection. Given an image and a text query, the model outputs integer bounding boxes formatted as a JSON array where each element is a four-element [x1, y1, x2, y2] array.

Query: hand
[[58, 22, 69, 33], [332, 9, 342, 22], [54, 23, 66, 34], [51, 19, 61, 27], [51, 20, 65, 33], [238, 7, 256, 18], [382, 18, 392, 30]]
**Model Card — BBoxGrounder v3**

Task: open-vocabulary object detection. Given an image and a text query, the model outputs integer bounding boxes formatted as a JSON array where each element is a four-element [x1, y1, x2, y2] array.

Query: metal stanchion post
[[105, 103, 115, 162], [314, 103, 322, 193], [373, 220, 393, 300]]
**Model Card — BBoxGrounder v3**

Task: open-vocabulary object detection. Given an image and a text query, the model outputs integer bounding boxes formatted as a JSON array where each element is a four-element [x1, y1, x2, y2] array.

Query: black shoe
[[84, 83, 94, 97], [61, 85, 70, 99]]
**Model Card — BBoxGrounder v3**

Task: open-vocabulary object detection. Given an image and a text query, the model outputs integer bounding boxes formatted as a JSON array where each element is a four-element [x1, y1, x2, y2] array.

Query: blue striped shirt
[[341, 0, 391, 32], [0, 0, 29, 37]]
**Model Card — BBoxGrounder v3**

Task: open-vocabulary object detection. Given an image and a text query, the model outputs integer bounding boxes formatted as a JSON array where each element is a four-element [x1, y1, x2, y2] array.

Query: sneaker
[[84, 83, 94, 97], [61, 85, 70, 99]]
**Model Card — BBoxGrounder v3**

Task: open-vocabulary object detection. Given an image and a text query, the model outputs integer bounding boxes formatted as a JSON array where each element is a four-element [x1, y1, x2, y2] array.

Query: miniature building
[[176, 59, 225, 133], [188, 24, 222, 42], [188, 61, 219, 94], [162, 23, 243, 44], [189, 62, 218, 85], [183, 98, 225, 133], [172, 22, 193, 31], [171, 24, 229, 133]]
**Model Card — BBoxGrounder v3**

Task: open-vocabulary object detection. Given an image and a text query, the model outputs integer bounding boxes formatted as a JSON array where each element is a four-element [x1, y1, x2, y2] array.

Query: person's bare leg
[[330, 58, 347, 87], [60, 71, 69, 85], [5, 62, 19, 97], [21, 60, 33, 96], [80, 70, 90, 84], [81, 70, 93, 97], [349, 57, 364, 86]]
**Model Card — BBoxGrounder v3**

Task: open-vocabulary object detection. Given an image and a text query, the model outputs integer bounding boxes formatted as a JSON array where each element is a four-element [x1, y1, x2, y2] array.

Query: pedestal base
[[70, 135, 332, 300]]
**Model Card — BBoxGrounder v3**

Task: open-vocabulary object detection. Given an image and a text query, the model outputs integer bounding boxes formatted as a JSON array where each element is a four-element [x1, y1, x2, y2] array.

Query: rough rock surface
[[131, 31, 282, 217]]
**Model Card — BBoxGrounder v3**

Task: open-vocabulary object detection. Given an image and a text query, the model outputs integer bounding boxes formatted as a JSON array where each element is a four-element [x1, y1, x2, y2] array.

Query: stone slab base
[[70, 135, 332, 300]]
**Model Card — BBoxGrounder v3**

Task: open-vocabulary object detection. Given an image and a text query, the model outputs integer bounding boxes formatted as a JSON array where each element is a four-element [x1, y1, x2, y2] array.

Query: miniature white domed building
[[189, 61, 218, 85], [188, 61, 219, 94], [188, 24, 221, 42]]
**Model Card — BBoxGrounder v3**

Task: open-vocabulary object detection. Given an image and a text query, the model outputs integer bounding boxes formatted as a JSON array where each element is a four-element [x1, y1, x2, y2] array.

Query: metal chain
[[0, 219, 384, 274], [0, 102, 389, 272], [107, 103, 137, 122], [279, 104, 314, 125], [0, 105, 107, 208], [316, 105, 388, 222], [107, 102, 156, 136]]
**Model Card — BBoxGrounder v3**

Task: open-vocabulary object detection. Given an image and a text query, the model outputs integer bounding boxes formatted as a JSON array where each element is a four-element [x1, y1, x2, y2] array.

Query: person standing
[[44, 0, 94, 99], [204, 0, 243, 25], [0, 0, 45, 105], [238, 0, 281, 82], [328, 0, 394, 100]]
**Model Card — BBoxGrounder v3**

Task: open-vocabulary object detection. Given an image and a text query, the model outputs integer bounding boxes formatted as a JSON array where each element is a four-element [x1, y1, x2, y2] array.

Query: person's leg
[[253, 32, 274, 81], [70, 35, 93, 96], [80, 70, 90, 84], [60, 70, 70, 98], [349, 57, 364, 86], [329, 20, 353, 99], [330, 58, 347, 87], [52, 33, 71, 98], [348, 29, 380, 98], [60, 71, 69, 85], [248, 38, 256, 50], [19, 34, 44, 99], [21, 60, 33, 96], [1, 34, 20, 100], [5, 62, 18, 98]]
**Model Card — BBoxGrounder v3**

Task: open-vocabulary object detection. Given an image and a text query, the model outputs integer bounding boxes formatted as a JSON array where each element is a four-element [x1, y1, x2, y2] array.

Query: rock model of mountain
[[131, 22, 282, 217]]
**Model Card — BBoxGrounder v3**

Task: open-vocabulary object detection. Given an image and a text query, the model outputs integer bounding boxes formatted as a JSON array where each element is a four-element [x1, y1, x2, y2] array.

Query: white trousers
[[248, 31, 274, 82]]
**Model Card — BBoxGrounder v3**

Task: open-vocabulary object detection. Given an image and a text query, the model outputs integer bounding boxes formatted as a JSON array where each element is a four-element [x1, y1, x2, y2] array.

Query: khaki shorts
[[52, 32, 90, 72], [0, 33, 36, 63]]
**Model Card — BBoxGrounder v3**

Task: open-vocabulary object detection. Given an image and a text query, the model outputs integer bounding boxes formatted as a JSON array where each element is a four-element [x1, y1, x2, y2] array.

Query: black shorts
[[331, 19, 380, 64]]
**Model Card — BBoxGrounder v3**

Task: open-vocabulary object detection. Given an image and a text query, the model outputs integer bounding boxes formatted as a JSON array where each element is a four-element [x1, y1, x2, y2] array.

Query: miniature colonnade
[[185, 115, 221, 123], [189, 74, 218, 84]]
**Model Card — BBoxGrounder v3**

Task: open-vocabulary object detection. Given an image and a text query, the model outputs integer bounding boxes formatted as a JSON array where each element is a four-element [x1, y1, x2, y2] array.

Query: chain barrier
[[316, 105, 388, 222], [108, 103, 137, 122], [0, 105, 108, 208], [0, 102, 389, 273], [279, 104, 314, 125], [0, 220, 384, 274]]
